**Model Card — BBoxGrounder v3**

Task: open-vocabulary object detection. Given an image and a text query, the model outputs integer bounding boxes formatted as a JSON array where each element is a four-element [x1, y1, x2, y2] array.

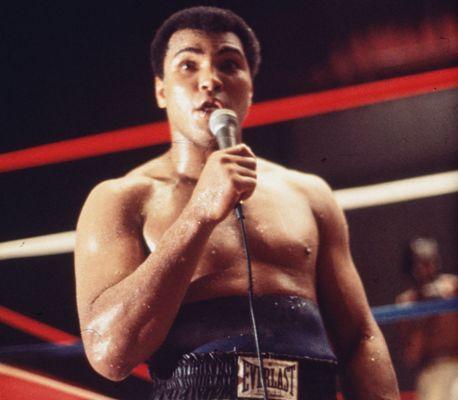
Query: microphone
[[209, 108, 244, 219], [209, 108, 239, 149], [209, 108, 245, 222]]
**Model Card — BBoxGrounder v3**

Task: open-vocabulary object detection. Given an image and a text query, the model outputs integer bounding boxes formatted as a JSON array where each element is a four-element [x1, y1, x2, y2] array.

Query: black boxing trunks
[[148, 295, 338, 400]]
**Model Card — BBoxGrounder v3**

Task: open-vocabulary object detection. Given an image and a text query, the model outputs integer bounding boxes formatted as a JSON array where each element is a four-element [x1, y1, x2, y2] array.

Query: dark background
[[2, 0, 457, 398]]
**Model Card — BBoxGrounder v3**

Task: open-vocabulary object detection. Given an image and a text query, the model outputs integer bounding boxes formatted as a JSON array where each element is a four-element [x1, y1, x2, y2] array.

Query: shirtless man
[[75, 6, 399, 399], [397, 237, 458, 400]]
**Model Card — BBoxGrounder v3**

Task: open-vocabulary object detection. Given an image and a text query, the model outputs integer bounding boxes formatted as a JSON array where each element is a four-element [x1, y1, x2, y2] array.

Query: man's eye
[[220, 59, 240, 73], [180, 60, 197, 71]]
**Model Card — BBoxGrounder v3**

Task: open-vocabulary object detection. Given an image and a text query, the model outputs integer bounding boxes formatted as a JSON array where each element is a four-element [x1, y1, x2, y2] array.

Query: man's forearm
[[340, 331, 400, 400], [81, 205, 217, 379]]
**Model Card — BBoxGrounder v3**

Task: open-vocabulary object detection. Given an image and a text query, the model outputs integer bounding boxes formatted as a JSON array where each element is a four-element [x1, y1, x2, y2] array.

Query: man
[[396, 237, 458, 400], [75, 6, 399, 399]]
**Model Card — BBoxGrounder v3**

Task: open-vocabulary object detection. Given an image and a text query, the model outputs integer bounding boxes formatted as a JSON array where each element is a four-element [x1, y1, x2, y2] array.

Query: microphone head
[[209, 108, 238, 137]]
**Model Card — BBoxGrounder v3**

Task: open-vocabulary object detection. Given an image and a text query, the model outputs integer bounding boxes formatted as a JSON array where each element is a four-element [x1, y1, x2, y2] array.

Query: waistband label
[[237, 356, 298, 400]]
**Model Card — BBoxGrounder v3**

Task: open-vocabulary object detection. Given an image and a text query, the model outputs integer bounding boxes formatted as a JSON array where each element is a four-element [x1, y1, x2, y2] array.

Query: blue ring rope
[[0, 298, 457, 358], [372, 297, 458, 324]]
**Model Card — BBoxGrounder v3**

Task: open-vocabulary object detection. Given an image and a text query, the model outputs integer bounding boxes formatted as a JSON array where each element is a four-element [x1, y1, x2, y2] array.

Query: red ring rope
[[1, 67, 456, 173], [0, 305, 151, 381]]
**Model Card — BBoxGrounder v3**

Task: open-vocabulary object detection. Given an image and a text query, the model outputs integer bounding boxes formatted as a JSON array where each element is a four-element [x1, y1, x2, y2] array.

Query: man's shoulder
[[258, 159, 331, 193], [93, 175, 152, 200], [438, 273, 458, 283], [83, 175, 153, 216], [396, 289, 417, 304], [85, 153, 172, 207], [437, 273, 458, 296], [259, 160, 335, 207]]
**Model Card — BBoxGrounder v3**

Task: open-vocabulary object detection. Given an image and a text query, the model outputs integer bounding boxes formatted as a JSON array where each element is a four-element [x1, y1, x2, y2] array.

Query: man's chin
[[191, 120, 216, 141], [187, 129, 218, 150]]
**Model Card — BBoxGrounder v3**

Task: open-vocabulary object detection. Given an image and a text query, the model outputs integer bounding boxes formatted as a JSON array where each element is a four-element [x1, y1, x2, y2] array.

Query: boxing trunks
[[148, 295, 338, 400]]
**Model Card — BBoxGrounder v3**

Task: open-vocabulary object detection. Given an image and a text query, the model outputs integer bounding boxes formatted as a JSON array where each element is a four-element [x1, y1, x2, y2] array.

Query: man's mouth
[[195, 100, 223, 118]]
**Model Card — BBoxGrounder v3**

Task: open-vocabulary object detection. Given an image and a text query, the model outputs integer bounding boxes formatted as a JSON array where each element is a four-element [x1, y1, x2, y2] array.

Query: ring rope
[[1, 67, 456, 174], [0, 363, 116, 400], [372, 297, 458, 324], [334, 170, 458, 211], [0, 170, 456, 261], [0, 305, 151, 381], [1, 298, 456, 359]]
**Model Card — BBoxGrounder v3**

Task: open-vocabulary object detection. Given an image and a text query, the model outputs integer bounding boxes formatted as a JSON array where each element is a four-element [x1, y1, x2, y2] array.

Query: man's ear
[[154, 76, 167, 109], [247, 84, 254, 107]]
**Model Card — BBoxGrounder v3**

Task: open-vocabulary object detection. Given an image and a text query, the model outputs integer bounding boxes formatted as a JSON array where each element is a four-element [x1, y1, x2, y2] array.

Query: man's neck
[[169, 139, 217, 181]]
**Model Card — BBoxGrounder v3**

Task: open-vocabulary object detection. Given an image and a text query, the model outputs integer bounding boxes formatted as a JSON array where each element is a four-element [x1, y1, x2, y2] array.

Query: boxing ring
[[1, 67, 457, 399]]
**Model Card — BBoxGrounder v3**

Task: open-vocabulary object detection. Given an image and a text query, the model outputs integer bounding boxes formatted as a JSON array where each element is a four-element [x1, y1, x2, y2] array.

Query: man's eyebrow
[[217, 46, 245, 57], [173, 47, 204, 59], [172, 45, 245, 59]]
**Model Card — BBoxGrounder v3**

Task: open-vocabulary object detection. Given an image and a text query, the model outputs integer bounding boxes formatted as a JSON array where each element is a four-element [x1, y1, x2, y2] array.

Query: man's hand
[[188, 144, 257, 222]]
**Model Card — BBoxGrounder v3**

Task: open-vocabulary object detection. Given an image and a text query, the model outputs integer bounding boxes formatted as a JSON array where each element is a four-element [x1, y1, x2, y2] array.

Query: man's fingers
[[223, 143, 255, 158], [231, 165, 257, 179], [233, 175, 257, 201], [221, 154, 256, 170]]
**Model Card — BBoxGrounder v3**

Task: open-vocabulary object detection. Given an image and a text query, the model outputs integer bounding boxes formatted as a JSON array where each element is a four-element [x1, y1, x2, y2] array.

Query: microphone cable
[[209, 108, 269, 399], [235, 203, 269, 400]]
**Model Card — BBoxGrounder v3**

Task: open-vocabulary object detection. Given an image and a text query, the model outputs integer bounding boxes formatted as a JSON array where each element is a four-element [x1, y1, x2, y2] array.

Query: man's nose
[[198, 67, 223, 93]]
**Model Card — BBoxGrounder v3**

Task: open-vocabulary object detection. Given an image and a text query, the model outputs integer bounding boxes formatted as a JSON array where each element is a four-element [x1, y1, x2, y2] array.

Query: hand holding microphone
[[187, 108, 257, 223]]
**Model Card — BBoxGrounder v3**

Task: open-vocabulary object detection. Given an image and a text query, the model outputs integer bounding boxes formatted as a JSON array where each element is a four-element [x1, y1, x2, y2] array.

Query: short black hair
[[150, 6, 261, 79]]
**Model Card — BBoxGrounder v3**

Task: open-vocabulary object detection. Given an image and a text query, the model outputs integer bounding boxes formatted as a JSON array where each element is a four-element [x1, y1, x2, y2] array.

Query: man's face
[[155, 29, 253, 146], [412, 258, 438, 285]]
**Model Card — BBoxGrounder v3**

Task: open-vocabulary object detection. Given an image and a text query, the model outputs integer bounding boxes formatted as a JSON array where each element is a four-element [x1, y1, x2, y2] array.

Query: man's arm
[[309, 176, 400, 399], [75, 177, 217, 381], [395, 292, 425, 368], [75, 145, 256, 381]]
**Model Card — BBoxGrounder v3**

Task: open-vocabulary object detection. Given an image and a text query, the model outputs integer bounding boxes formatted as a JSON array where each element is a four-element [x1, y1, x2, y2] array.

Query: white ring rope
[[1, 170, 457, 261], [0, 231, 76, 260], [334, 170, 458, 210]]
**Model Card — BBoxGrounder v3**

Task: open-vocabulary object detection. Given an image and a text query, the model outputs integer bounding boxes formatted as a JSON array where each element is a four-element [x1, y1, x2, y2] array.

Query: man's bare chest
[[142, 180, 319, 273]]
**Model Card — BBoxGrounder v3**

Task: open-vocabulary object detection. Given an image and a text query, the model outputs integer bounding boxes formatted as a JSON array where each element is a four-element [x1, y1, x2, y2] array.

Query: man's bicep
[[74, 182, 147, 321], [315, 191, 376, 358]]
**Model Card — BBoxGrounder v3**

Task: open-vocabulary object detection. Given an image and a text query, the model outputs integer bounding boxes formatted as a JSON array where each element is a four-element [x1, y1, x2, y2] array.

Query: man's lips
[[195, 99, 224, 113], [193, 99, 225, 122]]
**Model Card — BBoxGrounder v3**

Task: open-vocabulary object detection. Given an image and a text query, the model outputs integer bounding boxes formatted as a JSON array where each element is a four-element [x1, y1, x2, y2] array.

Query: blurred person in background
[[396, 237, 458, 400]]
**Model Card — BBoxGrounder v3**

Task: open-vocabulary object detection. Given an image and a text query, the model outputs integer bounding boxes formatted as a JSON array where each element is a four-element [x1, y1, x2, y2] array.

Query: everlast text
[[237, 356, 298, 400]]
